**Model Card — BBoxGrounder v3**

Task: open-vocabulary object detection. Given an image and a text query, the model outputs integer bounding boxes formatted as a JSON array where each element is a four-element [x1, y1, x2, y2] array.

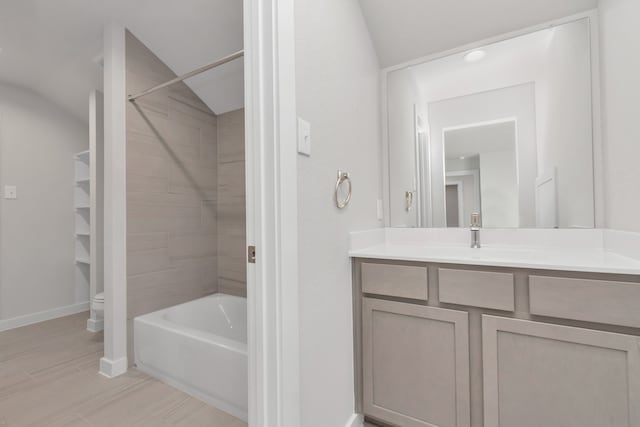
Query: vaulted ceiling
[[0, 0, 243, 122], [358, 0, 598, 67], [0, 1, 602, 122]]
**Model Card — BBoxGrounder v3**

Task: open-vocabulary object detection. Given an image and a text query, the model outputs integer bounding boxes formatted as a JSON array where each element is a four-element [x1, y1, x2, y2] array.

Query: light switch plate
[[4, 185, 17, 199], [297, 117, 311, 156]]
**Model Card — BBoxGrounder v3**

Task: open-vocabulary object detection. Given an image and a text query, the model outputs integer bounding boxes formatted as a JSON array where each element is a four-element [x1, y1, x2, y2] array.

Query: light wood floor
[[0, 312, 247, 427]]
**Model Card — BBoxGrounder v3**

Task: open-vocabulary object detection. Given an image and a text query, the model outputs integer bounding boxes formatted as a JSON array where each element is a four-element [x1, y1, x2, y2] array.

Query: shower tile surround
[[126, 32, 246, 361], [217, 109, 247, 296]]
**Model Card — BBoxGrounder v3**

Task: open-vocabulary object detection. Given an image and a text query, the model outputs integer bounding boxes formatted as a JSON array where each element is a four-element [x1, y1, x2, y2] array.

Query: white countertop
[[349, 228, 640, 275]]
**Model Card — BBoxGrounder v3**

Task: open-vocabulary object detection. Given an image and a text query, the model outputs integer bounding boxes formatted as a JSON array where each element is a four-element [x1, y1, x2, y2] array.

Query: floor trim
[[99, 356, 128, 378], [345, 413, 364, 427], [86, 317, 104, 332], [0, 302, 89, 332]]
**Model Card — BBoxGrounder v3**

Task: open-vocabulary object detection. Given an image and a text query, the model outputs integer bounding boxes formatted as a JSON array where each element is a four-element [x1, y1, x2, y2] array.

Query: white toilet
[[92, 292, 104, 316]]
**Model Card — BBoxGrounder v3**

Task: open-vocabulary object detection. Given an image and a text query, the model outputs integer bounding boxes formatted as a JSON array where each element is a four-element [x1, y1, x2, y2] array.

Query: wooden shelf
[[76, 232, 90, 238], [76, 178, 90, 184], [75, 206, 90, 210]]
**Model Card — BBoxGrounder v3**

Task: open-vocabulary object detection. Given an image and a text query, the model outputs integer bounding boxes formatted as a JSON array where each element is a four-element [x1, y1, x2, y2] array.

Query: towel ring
[[335, 170, 352, 209]]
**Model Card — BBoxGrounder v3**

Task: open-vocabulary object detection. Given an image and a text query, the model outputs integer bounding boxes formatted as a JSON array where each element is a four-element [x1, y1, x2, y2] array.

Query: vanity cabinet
[[362, 298, 470, 427], [354, 259, 640, 427], [482, 315, 640, 427]]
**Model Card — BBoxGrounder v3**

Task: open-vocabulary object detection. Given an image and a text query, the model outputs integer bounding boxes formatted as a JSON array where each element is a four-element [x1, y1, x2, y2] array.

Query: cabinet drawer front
[[439, 268, 514, 311], [363, 298, 470, 427], [361, 262, 428, 300], [530, 276, 640, 328]]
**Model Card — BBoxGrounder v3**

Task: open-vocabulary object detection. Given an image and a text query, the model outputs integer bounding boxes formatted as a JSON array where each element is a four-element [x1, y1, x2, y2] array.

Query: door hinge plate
[[248, 245, 256, 264]]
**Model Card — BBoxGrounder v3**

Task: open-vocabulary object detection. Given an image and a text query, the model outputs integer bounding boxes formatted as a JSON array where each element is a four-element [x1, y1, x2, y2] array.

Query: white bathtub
[[134, 294, 247, 421]]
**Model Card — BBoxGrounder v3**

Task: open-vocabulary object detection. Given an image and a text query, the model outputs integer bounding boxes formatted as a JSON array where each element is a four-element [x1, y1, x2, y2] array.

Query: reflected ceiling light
[[464, 49, 486, 63], [459, 156, 466, 160]]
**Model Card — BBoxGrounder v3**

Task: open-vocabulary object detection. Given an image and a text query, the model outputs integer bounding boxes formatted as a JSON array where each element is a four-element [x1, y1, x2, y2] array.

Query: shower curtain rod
[[127, 49, 244, 101]]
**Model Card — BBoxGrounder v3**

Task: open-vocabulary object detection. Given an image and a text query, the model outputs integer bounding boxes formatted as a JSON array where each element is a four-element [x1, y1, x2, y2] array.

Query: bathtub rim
[[133, 293, 248, 355]]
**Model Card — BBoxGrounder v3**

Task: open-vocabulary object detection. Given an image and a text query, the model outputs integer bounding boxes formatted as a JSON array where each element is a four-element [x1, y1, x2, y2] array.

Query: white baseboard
[[87, 318, 104, 332], [99, 356, 128, 378], [345, 413, 364, 427], [0, 301, 89, 332]]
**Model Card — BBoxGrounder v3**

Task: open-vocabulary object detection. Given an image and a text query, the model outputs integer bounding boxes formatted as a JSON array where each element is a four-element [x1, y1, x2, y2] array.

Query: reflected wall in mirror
[[445, 120, 517, 228], [386, 17, 595, 228]]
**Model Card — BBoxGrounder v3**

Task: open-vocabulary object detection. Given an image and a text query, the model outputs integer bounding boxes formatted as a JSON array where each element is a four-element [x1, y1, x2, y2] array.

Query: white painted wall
[[414, 29, 545, 103], [536, 21, 594, 228], [480, 150, 519, 227], [387, 70, 420, 226], [446, 156, 480, 173], [295, 0, 382, 425], [0, 83, 88, 321], [358, 0, 597, 67], [599, 0, 640, 232], [427, 84, 537, 227]]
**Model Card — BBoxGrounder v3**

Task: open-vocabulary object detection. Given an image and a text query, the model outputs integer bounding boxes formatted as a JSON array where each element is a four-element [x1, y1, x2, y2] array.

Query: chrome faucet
[[470, 212, 481, 249]]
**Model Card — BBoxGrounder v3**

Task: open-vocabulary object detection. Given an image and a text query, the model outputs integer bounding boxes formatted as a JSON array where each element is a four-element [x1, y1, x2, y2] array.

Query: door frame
[[243, 0, 300, 426]]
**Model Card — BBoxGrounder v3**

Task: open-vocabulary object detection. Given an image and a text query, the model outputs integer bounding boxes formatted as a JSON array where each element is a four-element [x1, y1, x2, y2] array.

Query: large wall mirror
[[386, 17, 596, 228]]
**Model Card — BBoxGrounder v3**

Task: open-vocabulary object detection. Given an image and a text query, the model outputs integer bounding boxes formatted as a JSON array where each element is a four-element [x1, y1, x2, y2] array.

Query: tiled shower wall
[[217, 109, 246, 297], [125, 32, 247, 358], [125, 32, 219, 357]]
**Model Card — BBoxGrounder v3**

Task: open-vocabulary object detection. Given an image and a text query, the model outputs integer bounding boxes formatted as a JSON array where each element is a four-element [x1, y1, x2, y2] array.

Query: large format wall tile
[[126, 31, 219, 363], [217, 109, 246, 296], [217, 109, 245, 164]]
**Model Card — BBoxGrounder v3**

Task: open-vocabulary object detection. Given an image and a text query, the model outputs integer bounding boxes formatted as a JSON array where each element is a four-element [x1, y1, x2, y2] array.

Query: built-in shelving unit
[[76, 149, 90, 163], [74, 150, 91, 325]]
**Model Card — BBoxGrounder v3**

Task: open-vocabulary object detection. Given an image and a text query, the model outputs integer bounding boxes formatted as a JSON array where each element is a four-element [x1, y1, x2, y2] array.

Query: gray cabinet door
[[363, 298, 470, 427], [482, 315, 640, 427]]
